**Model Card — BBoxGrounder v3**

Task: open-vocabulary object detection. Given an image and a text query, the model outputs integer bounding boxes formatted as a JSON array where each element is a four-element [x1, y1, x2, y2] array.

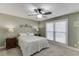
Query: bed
[[18, 33, 49, 56]]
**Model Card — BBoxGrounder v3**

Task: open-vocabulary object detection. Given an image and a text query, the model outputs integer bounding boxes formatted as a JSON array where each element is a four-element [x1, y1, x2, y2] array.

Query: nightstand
[[6, 37, 17, 49], [35, 34, 42, 36]]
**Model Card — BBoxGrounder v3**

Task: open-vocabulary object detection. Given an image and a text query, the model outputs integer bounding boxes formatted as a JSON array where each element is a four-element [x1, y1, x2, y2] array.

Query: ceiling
[[0, 3, 79, 21]]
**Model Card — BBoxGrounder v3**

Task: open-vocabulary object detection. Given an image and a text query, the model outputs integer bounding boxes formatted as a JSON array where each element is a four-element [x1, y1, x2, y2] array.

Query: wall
[[68, 13, 79, 48], [0, 13, 38, 47], [38, 21, 46, 37], [39, 13, 79, 48]]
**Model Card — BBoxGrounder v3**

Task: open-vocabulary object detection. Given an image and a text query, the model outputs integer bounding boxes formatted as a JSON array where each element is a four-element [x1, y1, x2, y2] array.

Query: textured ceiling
[[0, 3, 79, 21]]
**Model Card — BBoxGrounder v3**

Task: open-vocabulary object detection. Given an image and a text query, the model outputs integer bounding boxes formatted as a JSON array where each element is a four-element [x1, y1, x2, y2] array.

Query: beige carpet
[[0, 44, 79, 56], [0, 47, 22, 56], [34, 44, 79, 56]]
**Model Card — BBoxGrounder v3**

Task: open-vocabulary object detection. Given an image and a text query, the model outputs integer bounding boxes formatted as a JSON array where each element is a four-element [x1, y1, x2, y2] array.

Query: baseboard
[[67, 46, 79, 52], [0, 46, 6, 49]]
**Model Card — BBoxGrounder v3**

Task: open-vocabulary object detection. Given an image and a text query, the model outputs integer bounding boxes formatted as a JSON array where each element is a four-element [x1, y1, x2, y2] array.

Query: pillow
[[28, 32, 34, 36], [19, 33, 28, 36]]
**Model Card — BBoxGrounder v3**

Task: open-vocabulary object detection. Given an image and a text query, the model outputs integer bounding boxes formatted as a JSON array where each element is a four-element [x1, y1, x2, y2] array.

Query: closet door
[[55, 20, 67, 44], [46, 22, 54, 40]]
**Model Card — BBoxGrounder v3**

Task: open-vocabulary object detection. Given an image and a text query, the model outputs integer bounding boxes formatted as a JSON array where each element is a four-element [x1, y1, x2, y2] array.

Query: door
[[55, 20, 67, 44]]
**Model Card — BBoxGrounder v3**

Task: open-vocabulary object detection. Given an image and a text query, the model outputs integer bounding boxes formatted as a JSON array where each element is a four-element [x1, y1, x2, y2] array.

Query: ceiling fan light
[[37, 14, 43, 18]]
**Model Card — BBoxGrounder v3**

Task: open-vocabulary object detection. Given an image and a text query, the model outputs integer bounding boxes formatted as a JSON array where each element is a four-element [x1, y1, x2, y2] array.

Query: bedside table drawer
[[6, 37, 17, 49]]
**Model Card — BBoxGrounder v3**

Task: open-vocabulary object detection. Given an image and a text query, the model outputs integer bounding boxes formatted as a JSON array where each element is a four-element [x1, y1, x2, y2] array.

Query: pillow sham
[[19, 33, 28, 36]]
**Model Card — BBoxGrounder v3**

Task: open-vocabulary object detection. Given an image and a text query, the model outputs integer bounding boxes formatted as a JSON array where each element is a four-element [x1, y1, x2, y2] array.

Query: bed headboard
[[14, 26, 36, 34]]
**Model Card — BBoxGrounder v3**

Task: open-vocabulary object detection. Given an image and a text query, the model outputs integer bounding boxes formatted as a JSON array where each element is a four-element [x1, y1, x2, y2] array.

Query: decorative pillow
[[19, 33, 28, 36]]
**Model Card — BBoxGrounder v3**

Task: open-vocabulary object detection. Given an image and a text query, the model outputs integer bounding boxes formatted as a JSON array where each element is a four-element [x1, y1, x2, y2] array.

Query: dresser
[[6, 37, 17, 49]]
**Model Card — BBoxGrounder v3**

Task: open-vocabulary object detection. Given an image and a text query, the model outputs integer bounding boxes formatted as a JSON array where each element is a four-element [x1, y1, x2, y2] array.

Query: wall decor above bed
[[14, 24, 36, 34], [19, 24, 32, 28], [19, 24, 27, 27]]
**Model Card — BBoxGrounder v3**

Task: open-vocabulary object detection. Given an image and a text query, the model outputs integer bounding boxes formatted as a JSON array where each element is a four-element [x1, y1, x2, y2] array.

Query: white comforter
[[18, 36, 49, 56]]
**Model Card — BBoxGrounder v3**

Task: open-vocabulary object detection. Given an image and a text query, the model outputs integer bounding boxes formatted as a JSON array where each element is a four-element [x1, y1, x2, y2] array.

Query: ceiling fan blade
[[43, 12, 52, 15], [43, 15, 47, 18], [27, 13, 37, 16], [27, 14, 36, 16]]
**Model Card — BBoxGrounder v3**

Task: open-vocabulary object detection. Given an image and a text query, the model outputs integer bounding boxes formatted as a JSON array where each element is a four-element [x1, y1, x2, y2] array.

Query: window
[[55, 21, 67, 44], [46, 20, 67, 44], [46, 22, 54, 40]]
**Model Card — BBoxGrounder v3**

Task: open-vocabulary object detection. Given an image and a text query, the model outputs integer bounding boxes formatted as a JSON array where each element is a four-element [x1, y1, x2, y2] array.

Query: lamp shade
[[8, 28, 14, 32]]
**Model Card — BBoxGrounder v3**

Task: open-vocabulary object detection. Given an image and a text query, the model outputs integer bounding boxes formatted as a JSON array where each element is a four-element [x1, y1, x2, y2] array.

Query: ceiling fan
[[27, 8, 52, 19]]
